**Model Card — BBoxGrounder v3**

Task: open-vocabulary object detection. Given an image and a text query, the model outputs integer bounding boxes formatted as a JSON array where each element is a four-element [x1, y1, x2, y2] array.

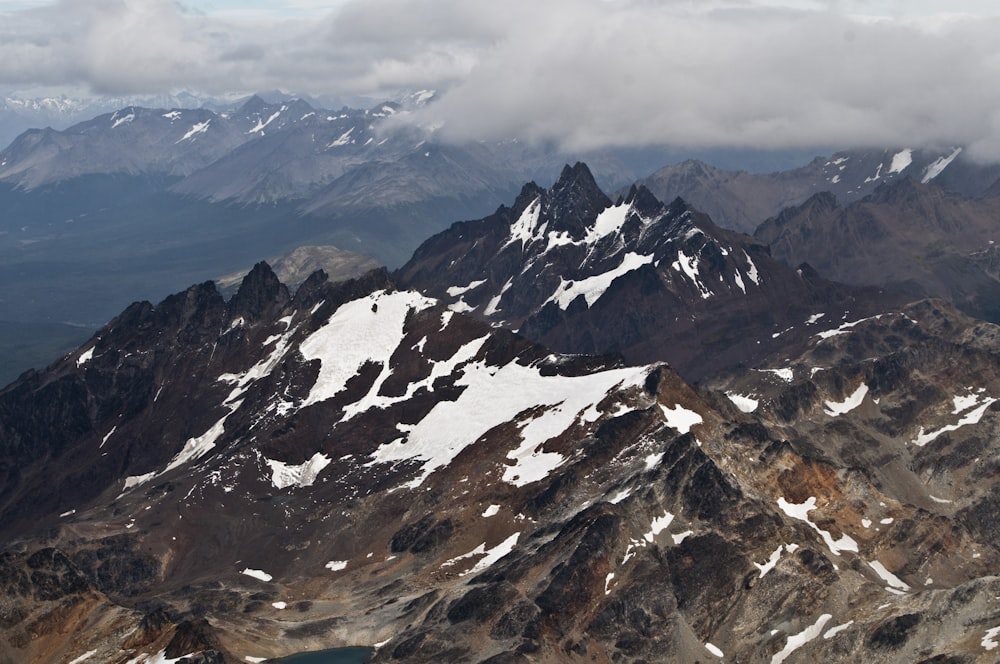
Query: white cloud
[[1, 0, 1000, 159]]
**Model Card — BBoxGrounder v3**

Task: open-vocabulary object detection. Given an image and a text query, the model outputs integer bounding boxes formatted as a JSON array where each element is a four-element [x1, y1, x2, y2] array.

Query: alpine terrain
[[3, 164, 1000, 663]]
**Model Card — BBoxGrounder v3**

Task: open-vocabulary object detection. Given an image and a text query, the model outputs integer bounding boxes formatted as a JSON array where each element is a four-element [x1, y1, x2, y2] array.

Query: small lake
[[277, 646, 373, 664]]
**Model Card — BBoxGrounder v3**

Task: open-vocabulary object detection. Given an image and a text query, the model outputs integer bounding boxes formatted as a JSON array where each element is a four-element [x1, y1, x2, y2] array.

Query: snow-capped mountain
[[636, 147, 1000, 234], [0, 91, 242, 151], [396, 162, 896, 381], [3, 251, 1000, 662]]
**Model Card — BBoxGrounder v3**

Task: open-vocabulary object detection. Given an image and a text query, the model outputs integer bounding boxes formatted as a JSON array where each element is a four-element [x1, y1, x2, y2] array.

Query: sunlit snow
[[546, 252, 654, 309], [922, 147, 962, 183], [371, 359, 649, 489], [298, 290, 435, 411], [659, 403, 703, 433]]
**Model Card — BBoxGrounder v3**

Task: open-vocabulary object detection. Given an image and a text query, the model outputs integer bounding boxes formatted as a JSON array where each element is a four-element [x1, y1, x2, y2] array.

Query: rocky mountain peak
[[228, 261, 291, 323], [544, 162, 613, 235]]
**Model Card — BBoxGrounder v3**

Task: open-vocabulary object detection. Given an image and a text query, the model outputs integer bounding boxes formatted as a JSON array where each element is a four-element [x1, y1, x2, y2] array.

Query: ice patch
[[754, 545, 784, 577], [447, 280, 486, 297], [77, 347, 95, 367], [111, 111, 135, 128], [815, 314, 885, 340], [546, 252, 654, 309], [177, 120, 210, 143], [298, 290, 435, 410], [823, 621, 853, 639], [771, 614, 832, 664], [266, 452, 332, 489], [459, 532, 520, 577], [824, 384, 868, 416], [672, 249, 712, 298], [982, 626, 1000, 651], [659, 403, 703, 434], [726, 392, 759, 413], [777, 497, 858, 555], [502, 198, 542, 250], [370, 358, 649, 489], [911, 393, 997, 447], [759, 368, 794, 382], [241, 568, 272, 582], [68, 649, 98, 664], [888, 148, 913, 174], [922, 147, 962, 183], [248, 110, 282, 134], [868, 560, 910, 591]]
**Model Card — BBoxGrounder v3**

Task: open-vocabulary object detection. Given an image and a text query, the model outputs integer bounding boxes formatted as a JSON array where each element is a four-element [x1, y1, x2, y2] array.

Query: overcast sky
[[2, 0, 999, 160]]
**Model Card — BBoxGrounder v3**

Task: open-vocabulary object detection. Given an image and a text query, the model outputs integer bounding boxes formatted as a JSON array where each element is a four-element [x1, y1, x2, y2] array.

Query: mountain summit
[[397, 163, 895, 380]]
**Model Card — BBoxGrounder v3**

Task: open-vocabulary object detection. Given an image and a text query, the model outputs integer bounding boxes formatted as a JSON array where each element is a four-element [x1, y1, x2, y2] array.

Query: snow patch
[[299, 290, 435, 410], [266, 452, 332, 490], [446, 280, 486, 297], [458, 532, 520, 577], [241, 568, 272, 582], [177, 120, 210, 143], [923, 147, 963, 183], [726, 392, 759, 413], [659, 403, 703, 434], [888, 148, 913, 174], [672, 249, 712, 298], [705, 642, 724, 658], [272, 601, 286, 610], [325, 560, 348, 571], [777, 497, 858, 556], [982, 626, 1000, 651], [502, 198, 542, 250], [824, 384, 868, 416], [546, 252, 654, 309], [823, 621, 853, 639], [771, 614, 832, 664], [482, 504, 500, 518], [911, 393, 997, 446], [868, 560, 910, 591], [76, 347, 95, 367], [370, 358, 649, 489], [68, 649, 98, 664], [248, 110, 281, 134]]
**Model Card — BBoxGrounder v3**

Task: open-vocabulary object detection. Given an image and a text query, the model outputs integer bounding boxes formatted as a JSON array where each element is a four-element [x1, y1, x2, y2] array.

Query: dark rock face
[[4, 227, 1000, 663], [396, 162, 896, 381], [755, 177, 1000, 323]]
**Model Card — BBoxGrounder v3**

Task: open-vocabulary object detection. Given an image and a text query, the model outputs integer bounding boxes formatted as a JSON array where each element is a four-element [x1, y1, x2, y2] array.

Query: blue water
[[277, 646, 373, 664]]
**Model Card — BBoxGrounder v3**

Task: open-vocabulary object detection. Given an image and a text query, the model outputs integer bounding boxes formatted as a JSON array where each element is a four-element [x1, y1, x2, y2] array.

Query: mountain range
[[4, 162, 1000, 663]]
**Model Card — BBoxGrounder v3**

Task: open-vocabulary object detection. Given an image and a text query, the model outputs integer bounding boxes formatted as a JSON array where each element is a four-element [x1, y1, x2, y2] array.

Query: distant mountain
[[4, 256, 1000, 662], [215, 244, 382, 295], [0, 91, 243, 150], [755, 177, 1000, 322], [397, 162, 896, 381], [637, 147, 1000, 234]]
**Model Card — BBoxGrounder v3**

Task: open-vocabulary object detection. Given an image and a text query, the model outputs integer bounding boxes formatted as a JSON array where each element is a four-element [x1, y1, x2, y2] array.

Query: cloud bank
[[2, 0, 1000, 159]]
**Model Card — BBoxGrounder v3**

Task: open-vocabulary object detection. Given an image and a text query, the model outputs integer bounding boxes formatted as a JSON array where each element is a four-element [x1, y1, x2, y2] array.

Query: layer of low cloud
[[2, 0, 1000, 159]]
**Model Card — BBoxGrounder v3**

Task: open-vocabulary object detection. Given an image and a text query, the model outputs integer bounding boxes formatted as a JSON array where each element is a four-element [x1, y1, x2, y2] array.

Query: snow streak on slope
[[370, 359, 652, 489], [546, 252, 654, 309]]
